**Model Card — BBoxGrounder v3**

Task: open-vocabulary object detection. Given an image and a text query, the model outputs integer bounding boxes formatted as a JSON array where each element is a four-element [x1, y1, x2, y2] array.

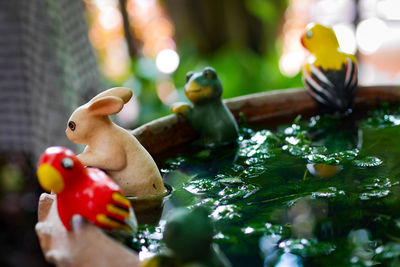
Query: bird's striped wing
[[344, 57, 358, 96], [303, 58, 358, 112], [96, 192, 137, 231]]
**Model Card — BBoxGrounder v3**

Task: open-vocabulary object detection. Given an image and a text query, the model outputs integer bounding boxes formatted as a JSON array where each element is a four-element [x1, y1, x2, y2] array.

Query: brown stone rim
[[132, 86, 400, 157]]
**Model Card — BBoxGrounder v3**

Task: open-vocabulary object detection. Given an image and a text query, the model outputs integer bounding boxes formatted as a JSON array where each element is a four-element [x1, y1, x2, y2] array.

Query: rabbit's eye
[[68, 121, 76, 131], [61, 158, 74, 169]]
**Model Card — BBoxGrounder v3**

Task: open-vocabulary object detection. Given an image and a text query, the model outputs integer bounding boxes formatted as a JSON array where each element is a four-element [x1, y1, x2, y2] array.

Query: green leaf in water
[[311, 187, 345, 199], [278, 238, 336, 258], [243, 222, 286, 236], [243, 165, 267, 178], [331, 149, 359, 161], [375, 243, 400, 260], [217, 176, 244, 185], [360, 177, 397, 190], [211, 204, 241, 221], [306, 149, 359, 165], [239, 130, 281, 158], [353, 156, 383, 168], [358, 177, 398, 201], [360, 190, 390, 200], [183, 179, 220, 195], [218, 184, 259, 203], [164, 156, 187, 167], [306, 154, 340, 165]]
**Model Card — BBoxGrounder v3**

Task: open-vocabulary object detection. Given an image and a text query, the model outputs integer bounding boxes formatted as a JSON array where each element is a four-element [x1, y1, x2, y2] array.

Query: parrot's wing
[[95, 192, 137, 232], [106, 208, 138, 241]]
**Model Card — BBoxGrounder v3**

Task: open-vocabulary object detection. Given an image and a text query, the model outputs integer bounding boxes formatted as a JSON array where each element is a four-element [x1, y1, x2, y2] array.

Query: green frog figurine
[[141, 207, 231, 267], [171, 67, 239, 146]]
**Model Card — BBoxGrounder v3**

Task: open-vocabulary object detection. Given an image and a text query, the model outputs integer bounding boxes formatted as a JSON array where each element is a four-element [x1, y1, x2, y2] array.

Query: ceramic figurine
[[65, 87, 166, 198], [171, 67, 239, 146], [141, 207, 231, 267], [301, 23, 358, 114], [37, 146, 137, 231]]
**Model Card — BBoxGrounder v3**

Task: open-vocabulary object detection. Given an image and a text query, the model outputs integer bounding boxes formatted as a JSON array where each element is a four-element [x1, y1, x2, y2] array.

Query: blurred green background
[[87, 0, 303, 127], [125, 43, 303, 125]]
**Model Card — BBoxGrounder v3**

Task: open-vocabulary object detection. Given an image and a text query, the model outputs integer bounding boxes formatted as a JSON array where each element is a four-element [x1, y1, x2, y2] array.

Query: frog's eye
[[306, 30, 312, 39], [68, 121, 76, 131], [203, 69, 213, 79], [61, 157, 74, 169], [185, 72, 194, 82]]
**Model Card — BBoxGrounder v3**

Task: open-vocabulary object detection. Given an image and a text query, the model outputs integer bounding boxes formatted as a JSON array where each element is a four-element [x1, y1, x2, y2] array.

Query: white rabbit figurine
[[65, 87, 167, 198]]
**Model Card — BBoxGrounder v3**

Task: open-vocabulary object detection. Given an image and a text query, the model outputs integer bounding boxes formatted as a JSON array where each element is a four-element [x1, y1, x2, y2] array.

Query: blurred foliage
[[118, 45, 303, 127], [245, 0, 281, 24], [174, 44, 303, 98], [0, 163, 25, 193], [107, 0, 304, 127]]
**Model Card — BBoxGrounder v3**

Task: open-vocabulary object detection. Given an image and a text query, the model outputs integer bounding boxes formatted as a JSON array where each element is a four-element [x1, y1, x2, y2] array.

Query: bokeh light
[[377, 0, 400, 20], [333, 23, 356, 54], [356, 18, 389, 54], [86, 0, 130, 81], [98, 6, 122, 30], [278, 0, 312, 77], [85, 0, 178, 82], [155, 49, 180, 74], [157, 80, 178, 105], [102, 38, 130, 79], [126, 0, 176, 57], [310, 0, 356, 25], [279, 52, 305, 77]]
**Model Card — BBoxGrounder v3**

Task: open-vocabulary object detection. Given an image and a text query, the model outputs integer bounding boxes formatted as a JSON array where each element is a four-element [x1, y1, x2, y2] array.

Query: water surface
[[129, 105, 400, 266]]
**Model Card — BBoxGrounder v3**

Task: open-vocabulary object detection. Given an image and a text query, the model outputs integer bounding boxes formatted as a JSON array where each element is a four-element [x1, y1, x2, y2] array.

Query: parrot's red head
[[37, 146, 85, 194]]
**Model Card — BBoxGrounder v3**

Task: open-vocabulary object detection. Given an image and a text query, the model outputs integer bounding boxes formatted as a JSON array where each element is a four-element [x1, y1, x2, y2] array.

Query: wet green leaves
[[353, 156, 383, 168], [131, 104, 400, 266]]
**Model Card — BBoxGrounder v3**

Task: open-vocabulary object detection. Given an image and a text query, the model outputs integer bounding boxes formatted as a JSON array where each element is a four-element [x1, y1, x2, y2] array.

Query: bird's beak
[[300, 35, 306, 48], [37, 164, 65, 194]]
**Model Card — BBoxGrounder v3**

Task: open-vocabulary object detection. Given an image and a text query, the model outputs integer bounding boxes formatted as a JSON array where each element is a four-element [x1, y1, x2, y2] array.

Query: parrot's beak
[[37, 163, 65, 194]]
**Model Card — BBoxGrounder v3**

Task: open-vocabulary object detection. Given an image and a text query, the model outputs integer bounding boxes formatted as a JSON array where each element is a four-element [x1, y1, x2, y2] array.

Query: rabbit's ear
[[87, 96, 124, 116], [91, 87, 133, 104]]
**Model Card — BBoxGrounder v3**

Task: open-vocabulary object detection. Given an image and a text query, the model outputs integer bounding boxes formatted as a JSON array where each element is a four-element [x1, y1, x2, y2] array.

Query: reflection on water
[[128, 106, 400, 266], [306, 163, 342, 178]]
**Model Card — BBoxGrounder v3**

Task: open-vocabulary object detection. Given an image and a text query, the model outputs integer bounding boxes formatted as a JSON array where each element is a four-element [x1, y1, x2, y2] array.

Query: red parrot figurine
[[37, 146, 137, 231]]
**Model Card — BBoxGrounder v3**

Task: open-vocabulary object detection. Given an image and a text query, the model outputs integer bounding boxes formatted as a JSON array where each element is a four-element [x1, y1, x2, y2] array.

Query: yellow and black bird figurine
[[301, 23, 358, 114]]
